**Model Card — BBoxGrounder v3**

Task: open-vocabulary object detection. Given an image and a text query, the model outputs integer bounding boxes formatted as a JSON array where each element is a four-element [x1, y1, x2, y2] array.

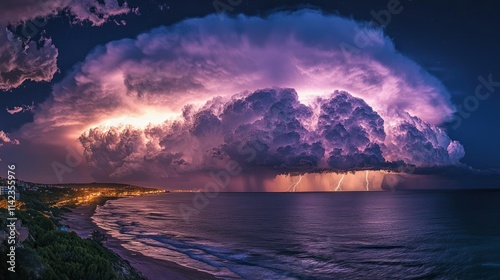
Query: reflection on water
[[93, 191, 500, 279]]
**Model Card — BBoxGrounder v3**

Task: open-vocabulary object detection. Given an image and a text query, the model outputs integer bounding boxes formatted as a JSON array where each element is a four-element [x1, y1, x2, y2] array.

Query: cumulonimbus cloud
[[79, 88, 464, 181], [6, 10, 465, 185]]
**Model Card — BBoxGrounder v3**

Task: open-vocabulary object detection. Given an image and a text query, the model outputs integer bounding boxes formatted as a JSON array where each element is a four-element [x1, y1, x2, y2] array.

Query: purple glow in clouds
[[2, 10, 465, 185]]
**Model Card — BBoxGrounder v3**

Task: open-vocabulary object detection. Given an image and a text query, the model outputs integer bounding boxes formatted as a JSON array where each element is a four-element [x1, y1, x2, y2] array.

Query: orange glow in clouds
[[263, 171, 392, 192], [90, 108, 179, 130]]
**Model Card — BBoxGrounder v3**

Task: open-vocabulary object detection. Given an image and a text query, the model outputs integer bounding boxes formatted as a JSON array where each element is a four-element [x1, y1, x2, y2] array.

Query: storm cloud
[[0, 0, 131, 91], [79, 88, 464, 182], [2, 10, 466, 186]]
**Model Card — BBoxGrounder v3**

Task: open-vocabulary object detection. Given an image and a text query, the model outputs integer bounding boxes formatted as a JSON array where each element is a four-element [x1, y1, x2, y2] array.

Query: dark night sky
[[0, 0, 499, 187]]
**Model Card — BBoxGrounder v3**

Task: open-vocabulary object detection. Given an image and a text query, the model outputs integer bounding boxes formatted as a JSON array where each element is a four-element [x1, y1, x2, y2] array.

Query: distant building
[[0, 186, 9, 195], [1, 186, 20, 198]]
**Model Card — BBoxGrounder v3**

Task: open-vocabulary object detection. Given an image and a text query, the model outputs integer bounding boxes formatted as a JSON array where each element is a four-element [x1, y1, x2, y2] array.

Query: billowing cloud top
[[0, 29, 58, 91], [6, 10, 465, 185], [79, 88, 463, 181]]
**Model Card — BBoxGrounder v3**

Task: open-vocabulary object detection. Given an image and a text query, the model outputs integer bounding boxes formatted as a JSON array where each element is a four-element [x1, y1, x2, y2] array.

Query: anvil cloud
[[4, 10, 465, 186]]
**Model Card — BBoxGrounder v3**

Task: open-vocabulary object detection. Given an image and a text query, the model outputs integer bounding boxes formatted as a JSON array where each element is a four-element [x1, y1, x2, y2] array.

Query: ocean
[[92, 191, 500, 279]]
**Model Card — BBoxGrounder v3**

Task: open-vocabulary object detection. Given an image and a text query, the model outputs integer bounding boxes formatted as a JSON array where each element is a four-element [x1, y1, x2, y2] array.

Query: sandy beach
[[61, 203, 218, 280]]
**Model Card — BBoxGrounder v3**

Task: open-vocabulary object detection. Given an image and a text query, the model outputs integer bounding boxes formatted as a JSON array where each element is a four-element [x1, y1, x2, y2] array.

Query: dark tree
[[90, 230, 107, 245]]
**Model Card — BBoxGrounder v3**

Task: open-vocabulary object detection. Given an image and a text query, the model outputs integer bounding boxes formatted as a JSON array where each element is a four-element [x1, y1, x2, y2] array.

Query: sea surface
[[92, 191, 500, 279]]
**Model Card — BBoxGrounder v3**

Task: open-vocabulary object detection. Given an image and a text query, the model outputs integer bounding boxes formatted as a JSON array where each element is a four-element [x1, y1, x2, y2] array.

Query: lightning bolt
[[365, 170, 370, 191], [287, 175, 303, 192], [334, 174, 345, 191]]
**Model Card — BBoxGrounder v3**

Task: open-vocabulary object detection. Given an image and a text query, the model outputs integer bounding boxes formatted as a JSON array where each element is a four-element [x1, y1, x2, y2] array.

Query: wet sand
[[61, 203, 218, 280]]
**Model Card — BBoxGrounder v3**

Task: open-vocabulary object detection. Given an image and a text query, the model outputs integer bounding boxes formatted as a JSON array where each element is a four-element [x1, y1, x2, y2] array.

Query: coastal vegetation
[[0, 182, 165, 279]]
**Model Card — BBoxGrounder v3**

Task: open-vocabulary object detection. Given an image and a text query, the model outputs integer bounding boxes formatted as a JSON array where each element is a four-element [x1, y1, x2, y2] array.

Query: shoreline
[[61, 198, 218, 280]]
